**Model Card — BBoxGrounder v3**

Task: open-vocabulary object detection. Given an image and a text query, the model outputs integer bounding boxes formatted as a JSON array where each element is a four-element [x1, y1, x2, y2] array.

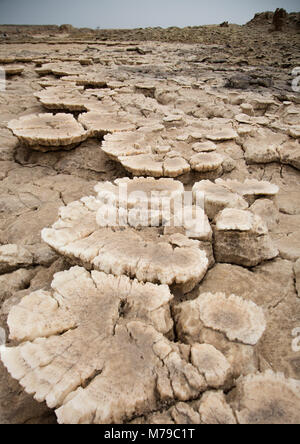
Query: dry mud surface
[[0, 19, 300, 424]]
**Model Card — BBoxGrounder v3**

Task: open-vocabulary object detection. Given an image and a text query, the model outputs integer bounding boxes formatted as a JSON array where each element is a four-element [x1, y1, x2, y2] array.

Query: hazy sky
[[0, 0, 299, 29]]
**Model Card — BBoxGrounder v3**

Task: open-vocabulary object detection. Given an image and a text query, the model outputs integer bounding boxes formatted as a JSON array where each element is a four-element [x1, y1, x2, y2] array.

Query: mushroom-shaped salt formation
[[35, 63, 65, 76], [34, 87, 88, 112], [232, 371, 300, 424], [101, 125, 228, 178], [0, 57, 16, 64], [48, 63, 82, 77], [7, 113, 88, 152], [75, 74, 107, 88], [135, 82, 156, 98], [242, 128, 288, 164], [41, 184, 209, 293], [192, 141, 217, 153], [215, 178, 279, 204], [235, 113, 269, 126], [195, 293, 266, 345], [0, 267, 213, 424], [113, 93, 167, 119], [78, 112, 136, 137], [163, 114, 186, 129], [189, 153, 224, 173], [101, 127, 190, 178], [205, 128, 238, 142], [4, 65, 25, 76], [214, 209, 278, 266], [192, 180, 248, 219], [289, 126, 300, 139], [175, 292, 266, 377]]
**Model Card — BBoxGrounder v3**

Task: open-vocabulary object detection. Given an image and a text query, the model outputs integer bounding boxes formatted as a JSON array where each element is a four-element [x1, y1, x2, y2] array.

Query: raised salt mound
[[7, 113, 88, 152], [175, 291, 266, 377], [101, 126, 226, 178], [34, 87, 88, 112], [78, 112, 136, 137], [135, 82, 157, 98], [75, 74, 107, 88], [4, 65, 25, 76], [214, 209, 279, 266], [0, 57, 16, 64], [35, 63, 82, 77], [215, 178, 279, 204], [192, 141, 217, 153], [233, 371, 300, 424], [35, 63, 64, 76], [178, 292, 266, 346], [289, 126, 300, 139], [1, 266, 219, 424], [242, 128, 288, 164], [192, 180, 248, 219], [278, 139, 300, 171], [205, 128, 238, 141], [42, 181, 209, 292], [34, 87, 120, 115], [112, 93, 168, 119], [189, 153, 224, 172]]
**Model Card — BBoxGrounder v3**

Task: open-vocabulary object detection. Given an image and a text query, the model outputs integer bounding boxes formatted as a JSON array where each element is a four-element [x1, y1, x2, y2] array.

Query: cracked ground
[[0, 18, 299, 424]]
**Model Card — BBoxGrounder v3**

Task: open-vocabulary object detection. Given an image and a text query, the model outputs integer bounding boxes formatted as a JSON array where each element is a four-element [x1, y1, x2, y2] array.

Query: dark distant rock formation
[[247, 9, 300, 30], [272, 8, 287, 31], [59, 24, 74, 33], [225, 73, 273, 90]]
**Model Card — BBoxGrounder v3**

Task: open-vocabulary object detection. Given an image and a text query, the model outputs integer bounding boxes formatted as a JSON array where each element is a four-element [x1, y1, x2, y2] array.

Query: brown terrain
[[0, 10, 299, 424]]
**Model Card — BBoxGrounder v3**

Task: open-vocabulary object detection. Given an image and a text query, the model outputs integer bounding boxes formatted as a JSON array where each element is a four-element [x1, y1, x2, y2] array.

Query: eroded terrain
[[0, 16, 300, 424]]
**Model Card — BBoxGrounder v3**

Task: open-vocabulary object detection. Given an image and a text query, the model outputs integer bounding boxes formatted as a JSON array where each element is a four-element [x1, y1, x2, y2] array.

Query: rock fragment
[[191, 344, 231, 387], [0, 244, 33, 274], [193, 180, 248, 219], [214, 209, 279, 266], [278, 139, 300, 170], [199, 391, 237, 424], [242, 129, 287, 164]]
